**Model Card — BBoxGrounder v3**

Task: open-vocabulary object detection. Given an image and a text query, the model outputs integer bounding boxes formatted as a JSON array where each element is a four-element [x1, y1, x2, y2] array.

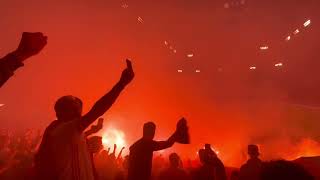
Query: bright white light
[[260, 46, 268, 50], [294, 29, 300, 35], [285, 36, 291, 41], [102, 127, 126, 154], [164, 41, 168, 46], [177, 69, 183, 73], [304, 20, 311, 27], [250, 66, 256, 70], [275, 63, 283, 67], [0, 104, 4, 107], [187, 54, 194, 58], [195, 69, 201, 73]]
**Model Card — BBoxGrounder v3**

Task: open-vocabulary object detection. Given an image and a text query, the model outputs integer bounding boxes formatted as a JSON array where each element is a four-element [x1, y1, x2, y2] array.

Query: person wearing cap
[[239, 144, 263, 180], [34, 60, 134, 180]]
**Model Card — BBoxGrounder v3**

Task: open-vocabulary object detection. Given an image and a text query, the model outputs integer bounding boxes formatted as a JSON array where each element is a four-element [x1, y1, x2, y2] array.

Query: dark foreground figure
[[192, 144, 227, 180], [239, 144, 263, 180], [127, 119, 189, 180], [34, 60, 134, 180]]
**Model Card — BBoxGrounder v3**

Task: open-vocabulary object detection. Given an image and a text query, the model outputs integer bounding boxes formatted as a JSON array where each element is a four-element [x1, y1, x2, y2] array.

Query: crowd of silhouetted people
[[0, 32, 317, 180]]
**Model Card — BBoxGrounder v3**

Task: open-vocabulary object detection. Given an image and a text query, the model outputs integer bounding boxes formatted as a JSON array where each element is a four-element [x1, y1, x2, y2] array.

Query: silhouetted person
[[0, 32, 47, 87], [239, 144, 263, 180], [230, 170, 240, 180], [158, 153, 189, 180], [193, 146, 226, 180], [205, 144, 227, 180], [192, 149, 215, 180], [34, 60, 134, 180], [260, 160, 314, 180], [128, 119, 189, 180]]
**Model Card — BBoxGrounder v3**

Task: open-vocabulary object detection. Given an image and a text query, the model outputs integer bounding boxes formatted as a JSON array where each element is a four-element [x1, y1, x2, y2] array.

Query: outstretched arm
[[79, 60, 134, 131], [153, 133, 176, 151], [0, 32, 47, 88]]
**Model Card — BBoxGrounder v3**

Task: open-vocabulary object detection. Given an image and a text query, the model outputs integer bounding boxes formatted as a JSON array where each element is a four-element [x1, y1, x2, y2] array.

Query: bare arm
[[79, 60, 134, 131], [0, 32, 47, 88], [153, 133, 176, 151]]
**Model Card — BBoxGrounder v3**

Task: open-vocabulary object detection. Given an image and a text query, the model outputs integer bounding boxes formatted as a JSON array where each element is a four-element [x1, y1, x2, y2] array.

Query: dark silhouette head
[[54, 95, 83, 121], [260, 160, 314, 180], [143, 122, 156, 140], [248, 144, 260, 159], [199, 149, 211, 165], [169, 153, 181, 168]]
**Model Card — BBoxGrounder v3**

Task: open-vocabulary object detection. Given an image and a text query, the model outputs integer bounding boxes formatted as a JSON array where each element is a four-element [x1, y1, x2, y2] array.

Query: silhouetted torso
[[128, 138, 161, 180], [239, 158, 262, 180]]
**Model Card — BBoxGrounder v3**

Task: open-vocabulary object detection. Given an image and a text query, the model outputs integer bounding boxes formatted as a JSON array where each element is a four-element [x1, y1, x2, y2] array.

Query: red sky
[[1, 0, 320, 166]]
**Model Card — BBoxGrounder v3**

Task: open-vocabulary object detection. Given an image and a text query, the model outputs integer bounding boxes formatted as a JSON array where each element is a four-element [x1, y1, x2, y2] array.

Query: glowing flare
[[102, 127, 126, 153], [249, 66, 256, 70], [177, 69, 183, 73], [304, 19, 311, 27], [275, 63, 283, 67], [187, 54, 194, 58], [164, 41, 168, 46], [259, 46, 268, 50], [195, 69, 201, 73], [0, 104, 4, 107], [285, 36, 291, 41], [293, 29, 300, 35]]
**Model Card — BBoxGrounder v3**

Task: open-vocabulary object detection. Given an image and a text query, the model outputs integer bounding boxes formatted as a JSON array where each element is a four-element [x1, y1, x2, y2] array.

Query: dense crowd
[[0, 32, 317, 180]]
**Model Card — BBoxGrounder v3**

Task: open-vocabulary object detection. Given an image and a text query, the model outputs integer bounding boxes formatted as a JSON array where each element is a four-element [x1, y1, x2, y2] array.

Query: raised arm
[[153, 133, 176, 151], [0, 32, 47, 88], [79, 60, 134, 131]]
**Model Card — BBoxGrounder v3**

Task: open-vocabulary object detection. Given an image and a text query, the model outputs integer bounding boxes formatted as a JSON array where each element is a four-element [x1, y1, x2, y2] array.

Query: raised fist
[[119, 59, 134, 87], [15, 32, 47, 61]]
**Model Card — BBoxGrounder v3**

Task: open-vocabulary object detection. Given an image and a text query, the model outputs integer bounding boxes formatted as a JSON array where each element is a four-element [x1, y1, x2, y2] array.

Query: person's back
[[35, 60, 134, 180], [128, 120, 187, 180], [128, 138, 156, 180], [36, 119, 94, 180], [239, 144, 263, 180], [239, 157, 262, 180], [192, 149, 215, 180]]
